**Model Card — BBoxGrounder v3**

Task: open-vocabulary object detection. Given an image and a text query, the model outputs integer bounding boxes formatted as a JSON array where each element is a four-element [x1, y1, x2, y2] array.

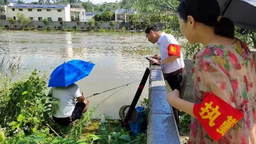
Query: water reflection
[[65, 32, 73, 60], [0, 31, 158, 118]]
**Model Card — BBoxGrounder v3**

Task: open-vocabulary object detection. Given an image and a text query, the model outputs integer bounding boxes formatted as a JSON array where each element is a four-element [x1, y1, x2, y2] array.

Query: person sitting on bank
[[49, 83, 89, 126]]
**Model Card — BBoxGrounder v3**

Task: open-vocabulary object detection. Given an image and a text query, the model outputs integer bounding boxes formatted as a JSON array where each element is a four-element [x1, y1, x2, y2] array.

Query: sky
[[23, 0, 121, 4]]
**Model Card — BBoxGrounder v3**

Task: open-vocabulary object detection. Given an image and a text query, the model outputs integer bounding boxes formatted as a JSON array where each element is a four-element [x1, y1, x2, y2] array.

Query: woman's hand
[[166, 89, 180, 104], [166, 89, 195, 117]]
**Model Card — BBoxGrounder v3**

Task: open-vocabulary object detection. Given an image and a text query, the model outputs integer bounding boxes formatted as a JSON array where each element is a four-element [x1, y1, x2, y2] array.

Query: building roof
[[86, 12, 96, 16], [86, 12, 102, 16], [10, 4, 66, 9], [115, 9, 126, 14], [115, 9, 136, 14], [127, 9, 136, 14]]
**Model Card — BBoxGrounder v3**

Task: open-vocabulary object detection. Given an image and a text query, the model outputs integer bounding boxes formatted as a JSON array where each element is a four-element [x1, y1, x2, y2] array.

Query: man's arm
[[162, 35, 181, 65], [160, 55, 179, 65], [77, 91, 85, 103]]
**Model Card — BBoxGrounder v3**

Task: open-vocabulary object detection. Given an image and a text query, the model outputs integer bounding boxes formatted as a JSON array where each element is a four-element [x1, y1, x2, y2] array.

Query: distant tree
[[82, 1, 94, 12], [101, 11, 114, 21], [0, 0, 8, 5], [93, 11, 114, 21], [89, 18, 95, 27], [131, 0, 179, 13], [43, 18, 48, 25], [94, 14, 101, 21], [8, 17, 15, 24], [17, 13, 31, 28], [120, 0, 132, 9], [38, 0, 51, 4], [0, 6, 5, 14], [18, 0, 25, 4]]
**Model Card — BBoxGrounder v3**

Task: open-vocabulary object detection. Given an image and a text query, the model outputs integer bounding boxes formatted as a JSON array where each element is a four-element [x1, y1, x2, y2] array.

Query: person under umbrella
[[48, 60, 95, 126]]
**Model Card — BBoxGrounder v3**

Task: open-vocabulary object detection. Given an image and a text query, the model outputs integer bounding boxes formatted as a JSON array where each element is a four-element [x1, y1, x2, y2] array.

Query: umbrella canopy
[[48, 59, 95, 87], [217, 0, 256, 31]]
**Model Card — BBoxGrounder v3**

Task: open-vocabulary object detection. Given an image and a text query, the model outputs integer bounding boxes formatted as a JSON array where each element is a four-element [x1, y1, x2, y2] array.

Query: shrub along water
[[0, 70, 148, 143]]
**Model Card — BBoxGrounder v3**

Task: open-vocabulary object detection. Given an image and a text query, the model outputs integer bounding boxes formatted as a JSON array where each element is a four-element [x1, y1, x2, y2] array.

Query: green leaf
[[10, 121, 19, 130], [10, 121, 18, 126], [22, 91, 28, 95], [112, 132, 120, 138], [38, 103, 43, 110], [119, 134, 131, 142], [17, 114, 25, 122], [32, 127, 37, 133]]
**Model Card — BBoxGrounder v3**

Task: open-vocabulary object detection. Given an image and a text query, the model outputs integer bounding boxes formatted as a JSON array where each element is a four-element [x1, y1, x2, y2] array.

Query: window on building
[[58, 17, 63, 21], [57, 9, 62, 12], [28, 9, 32, 11], [38, 17, 42, 21], [13, 16, 16, 20], [12, 8, 15, 11], [47, 17, 52, 21], [37, 9, 42, 12], [47, 9, 51, 12], [30, 17, 33, 20], [19, 9, 23, 11]]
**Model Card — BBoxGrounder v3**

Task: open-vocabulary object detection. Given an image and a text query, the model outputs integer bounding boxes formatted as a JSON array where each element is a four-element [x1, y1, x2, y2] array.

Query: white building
[[85, 12, 96, 22], [115, 9, 137, 22], [6, 4, 86, 22]]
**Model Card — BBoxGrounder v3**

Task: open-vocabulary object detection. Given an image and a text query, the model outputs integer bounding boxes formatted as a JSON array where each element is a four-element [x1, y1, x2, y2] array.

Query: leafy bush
[[43, 19, 48, 25], [89, 18, 95, 27], [8, 18, 15, 24], [99, 29, 106, 32], [77, 20, 81, 25], [109, 21, 114, 27], [17, 13, 31, 28], [182, 42, 202, 59], [0, 70, 148, 143], [179, 113, 191, 135], [60, 20, 64, 25], [68, 106, 96, 141], [0, 70, 52, 136]]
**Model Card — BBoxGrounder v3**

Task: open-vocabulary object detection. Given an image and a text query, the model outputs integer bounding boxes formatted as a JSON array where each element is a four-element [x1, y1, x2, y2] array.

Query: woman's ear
[[187, 15, 195, 29]]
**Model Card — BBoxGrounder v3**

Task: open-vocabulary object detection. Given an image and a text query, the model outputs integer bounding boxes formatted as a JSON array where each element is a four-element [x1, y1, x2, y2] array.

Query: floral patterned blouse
[[189, 40, 256, 144]]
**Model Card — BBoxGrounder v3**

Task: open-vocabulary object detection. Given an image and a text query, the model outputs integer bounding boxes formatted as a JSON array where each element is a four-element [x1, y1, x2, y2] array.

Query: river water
[[0, 30, 158, 119]]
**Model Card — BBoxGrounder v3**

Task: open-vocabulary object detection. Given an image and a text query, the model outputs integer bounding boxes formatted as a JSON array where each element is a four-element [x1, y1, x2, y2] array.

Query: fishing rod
[[86, 80, 140, 98], [96, 86, 126, 106]]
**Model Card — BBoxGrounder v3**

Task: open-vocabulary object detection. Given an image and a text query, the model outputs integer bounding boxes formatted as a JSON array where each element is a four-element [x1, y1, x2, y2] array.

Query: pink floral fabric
[[189, 40, 256, 144]]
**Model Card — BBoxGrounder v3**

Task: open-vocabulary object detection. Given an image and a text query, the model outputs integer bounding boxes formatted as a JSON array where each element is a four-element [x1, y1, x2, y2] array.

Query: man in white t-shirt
[[145, 24, 187, 127], [49, 83, 89, 126]]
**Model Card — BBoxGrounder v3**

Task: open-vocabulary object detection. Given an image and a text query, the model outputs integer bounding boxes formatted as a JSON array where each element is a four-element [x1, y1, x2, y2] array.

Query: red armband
[[167, 44, 181, 57], [193, 92, 244, 141]]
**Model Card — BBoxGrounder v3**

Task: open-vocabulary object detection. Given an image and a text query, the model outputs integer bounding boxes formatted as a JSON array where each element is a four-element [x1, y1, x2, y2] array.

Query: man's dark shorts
[[53, 102, 86, 126]]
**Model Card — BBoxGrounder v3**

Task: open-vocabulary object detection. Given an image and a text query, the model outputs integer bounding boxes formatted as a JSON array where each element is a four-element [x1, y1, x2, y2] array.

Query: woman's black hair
[[177, 0, 234, 39]]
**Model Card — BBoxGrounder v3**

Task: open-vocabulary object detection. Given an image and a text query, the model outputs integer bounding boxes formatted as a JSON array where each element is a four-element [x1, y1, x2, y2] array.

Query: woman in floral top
[[166, 0, 256, 143]]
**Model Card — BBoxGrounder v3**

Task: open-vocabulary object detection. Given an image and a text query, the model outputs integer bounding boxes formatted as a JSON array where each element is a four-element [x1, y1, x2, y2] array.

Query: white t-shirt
[[157, 32, 185, 74], [50, 84, 82, 118]]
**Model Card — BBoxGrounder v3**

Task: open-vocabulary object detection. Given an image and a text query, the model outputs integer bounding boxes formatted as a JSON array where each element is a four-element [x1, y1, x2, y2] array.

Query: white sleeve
[[49, 88, 53, 94], [74, 87, 82, 98], [166, 34, 179, 45]]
